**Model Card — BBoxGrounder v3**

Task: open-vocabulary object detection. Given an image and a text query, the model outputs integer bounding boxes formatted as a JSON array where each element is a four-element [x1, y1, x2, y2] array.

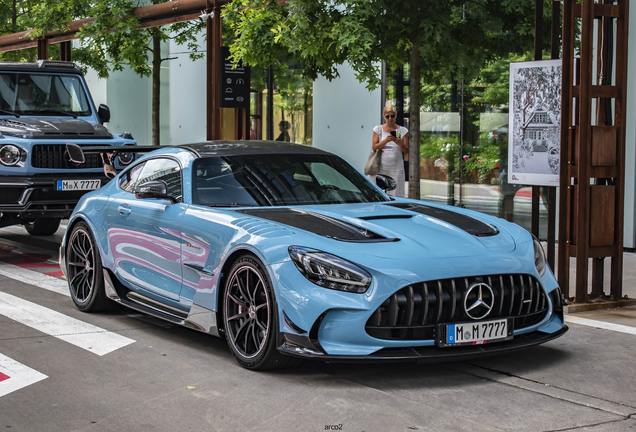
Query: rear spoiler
[[66, 142, 168, 179]]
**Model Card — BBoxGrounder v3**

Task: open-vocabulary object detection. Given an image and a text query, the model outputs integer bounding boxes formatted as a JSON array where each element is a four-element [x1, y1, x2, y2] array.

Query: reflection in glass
[[385, 52, 548, 235]]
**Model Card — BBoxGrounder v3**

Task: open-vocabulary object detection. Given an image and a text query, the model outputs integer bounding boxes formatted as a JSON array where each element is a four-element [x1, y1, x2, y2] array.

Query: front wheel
[[66, 222, 115, 312], [222, 255, 296, 370]]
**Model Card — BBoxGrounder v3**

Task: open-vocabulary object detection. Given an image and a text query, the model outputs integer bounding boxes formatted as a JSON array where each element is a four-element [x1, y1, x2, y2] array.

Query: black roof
[[0, 60, 82, 75], [180, 140, 331, 158]]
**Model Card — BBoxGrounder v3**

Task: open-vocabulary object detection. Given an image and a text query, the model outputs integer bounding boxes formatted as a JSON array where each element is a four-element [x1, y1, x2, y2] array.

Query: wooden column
[[60, 41, 72, 61], [558, 0, 629, 303], [206, 0, 222, 140], [37, 38, 48, 60]]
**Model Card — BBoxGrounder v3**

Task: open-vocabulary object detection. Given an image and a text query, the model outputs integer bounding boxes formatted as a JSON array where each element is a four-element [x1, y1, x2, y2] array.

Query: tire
[[66, 222, 115, 312], [24, 218, 61, 236], [222, 254, 297, 370]]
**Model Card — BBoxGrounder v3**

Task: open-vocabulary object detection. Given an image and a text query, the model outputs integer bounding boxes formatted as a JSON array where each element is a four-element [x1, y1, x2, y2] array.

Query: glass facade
[[249, 66, 313, 145], [385, 55, 549, 237]]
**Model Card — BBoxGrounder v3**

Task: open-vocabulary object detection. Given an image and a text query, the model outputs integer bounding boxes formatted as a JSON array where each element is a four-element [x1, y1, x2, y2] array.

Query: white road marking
[[0, 353, 47, 397], [0, 292, 134, 356], [0, 261, 69, 296], [565, 315, 636, 336]]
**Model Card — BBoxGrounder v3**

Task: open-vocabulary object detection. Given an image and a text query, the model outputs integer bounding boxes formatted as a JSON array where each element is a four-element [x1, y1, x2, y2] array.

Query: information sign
[[220, 47, 249, 108]]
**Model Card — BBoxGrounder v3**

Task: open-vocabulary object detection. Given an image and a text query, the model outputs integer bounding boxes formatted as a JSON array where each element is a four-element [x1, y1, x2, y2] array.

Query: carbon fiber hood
[[235, 202, 517, 258], [0, 117, 113, 139]]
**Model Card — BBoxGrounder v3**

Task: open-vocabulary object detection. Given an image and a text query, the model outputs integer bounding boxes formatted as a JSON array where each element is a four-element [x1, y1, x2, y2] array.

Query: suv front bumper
[[0, 174, 109, 221]]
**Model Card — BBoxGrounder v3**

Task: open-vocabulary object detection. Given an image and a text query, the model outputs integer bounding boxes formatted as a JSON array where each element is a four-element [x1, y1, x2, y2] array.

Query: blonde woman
[[371, 102, 409, 197]]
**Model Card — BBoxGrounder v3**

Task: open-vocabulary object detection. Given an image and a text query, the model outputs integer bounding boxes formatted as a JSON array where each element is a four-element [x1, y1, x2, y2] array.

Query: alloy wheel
[[224, 264, 271, 359], [67, 228, 95, 303]]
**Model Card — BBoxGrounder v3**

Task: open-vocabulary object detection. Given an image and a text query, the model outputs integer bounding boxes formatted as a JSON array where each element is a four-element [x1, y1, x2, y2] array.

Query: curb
[[564, 298, 636, 314]]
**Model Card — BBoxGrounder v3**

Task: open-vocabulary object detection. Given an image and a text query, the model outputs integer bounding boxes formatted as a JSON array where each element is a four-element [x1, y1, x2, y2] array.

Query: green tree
[[223, 0, 551, 198], [0, 0, 57, 62], [27, 0, 205, 146]]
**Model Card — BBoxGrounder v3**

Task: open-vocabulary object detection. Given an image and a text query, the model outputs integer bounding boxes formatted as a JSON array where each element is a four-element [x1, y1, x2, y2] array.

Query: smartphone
[[390, 131, 396, 137]]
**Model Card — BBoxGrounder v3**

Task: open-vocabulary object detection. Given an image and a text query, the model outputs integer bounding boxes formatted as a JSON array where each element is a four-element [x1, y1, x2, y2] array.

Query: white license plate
[[440, 318, 510, 347], [56, 179, 102, 191]]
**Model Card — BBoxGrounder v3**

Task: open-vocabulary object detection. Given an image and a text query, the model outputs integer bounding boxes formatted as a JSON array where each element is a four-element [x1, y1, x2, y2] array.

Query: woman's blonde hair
[[383, 101, 397, 116]]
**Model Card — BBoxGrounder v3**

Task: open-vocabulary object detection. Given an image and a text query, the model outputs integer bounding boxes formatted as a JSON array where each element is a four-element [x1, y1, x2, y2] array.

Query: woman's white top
[[372, 125, 408, 197]]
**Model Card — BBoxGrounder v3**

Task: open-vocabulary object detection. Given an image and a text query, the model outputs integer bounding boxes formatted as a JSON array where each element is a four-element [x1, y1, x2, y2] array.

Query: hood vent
[[385, 202, 499, 237], [235, 208, 399, 243], [359, 214, 414, 221]]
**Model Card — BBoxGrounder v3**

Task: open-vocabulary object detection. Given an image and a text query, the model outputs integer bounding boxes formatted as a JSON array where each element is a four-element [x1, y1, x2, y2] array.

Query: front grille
[[0, 187, 25, 204], [32, 144, 106, 169], [366, 274, 548, 340]]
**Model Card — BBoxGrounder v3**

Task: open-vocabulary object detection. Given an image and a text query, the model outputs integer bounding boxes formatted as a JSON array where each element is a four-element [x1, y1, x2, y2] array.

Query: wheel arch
[[64, 215, 111, 270], [215, 246, 278, 335]]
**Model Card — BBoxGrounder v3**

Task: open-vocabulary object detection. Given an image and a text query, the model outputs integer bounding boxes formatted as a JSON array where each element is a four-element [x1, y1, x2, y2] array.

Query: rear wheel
[[222, 254, 296, 370], [24, 218, 61, 236], [66, 222, 114, 312]]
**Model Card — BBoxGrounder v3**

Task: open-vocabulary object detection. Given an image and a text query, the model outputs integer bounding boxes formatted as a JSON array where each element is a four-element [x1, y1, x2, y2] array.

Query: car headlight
[[289, 246, 372, 293], [533, 235, 546, 276], [0, 145, 23, 166]]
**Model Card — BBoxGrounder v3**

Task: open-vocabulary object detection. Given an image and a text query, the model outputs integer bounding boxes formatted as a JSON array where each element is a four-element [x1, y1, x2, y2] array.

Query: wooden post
[[612, 0, 629, 301], [558, 0, 574, 298], [558, 0, 628, 303], [206, 0, 222, 140], [546, 0, 560, 272], [60, 41, 71, 61], [37, 37, 48, 60]]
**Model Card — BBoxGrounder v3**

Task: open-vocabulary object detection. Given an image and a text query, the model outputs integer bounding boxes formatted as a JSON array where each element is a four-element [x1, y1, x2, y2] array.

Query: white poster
[[508, 60, 561, 186]]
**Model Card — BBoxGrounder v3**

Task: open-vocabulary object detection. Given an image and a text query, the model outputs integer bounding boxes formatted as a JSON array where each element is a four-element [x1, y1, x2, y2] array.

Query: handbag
[[364, 148, 381, 176]]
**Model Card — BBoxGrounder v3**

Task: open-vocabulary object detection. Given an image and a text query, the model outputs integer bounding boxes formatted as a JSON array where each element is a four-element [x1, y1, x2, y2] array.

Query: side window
[[119, 162, 145, 193], [134, 158, 183, 203]]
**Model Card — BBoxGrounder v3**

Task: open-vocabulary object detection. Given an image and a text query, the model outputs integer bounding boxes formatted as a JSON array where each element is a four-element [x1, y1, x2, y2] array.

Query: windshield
[[193, 153, 388, 206], [0, 73, 91, 116]]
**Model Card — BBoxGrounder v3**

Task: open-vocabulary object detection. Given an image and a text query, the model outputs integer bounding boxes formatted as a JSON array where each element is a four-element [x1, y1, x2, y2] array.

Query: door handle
[[117, 205, 132, 216]]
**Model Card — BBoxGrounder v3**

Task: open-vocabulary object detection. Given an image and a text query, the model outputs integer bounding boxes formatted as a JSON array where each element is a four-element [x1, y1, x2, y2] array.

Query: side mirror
[[135, 181, 172, 202], [98, 104, 111, 124], [375, 174, 396, 192]]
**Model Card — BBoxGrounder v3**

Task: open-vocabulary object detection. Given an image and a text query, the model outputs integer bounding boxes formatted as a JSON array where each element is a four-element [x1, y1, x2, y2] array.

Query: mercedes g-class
[[0, 60, 136, 235]]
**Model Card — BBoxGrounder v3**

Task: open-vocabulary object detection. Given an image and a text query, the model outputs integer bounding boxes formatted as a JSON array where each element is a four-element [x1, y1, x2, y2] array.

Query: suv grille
[[32, 144, 106, 169], [366, 274, 548, 340]]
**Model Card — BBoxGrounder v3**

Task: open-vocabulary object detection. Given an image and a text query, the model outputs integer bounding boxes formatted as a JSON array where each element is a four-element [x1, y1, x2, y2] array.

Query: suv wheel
[[24, 218, 61, 236]]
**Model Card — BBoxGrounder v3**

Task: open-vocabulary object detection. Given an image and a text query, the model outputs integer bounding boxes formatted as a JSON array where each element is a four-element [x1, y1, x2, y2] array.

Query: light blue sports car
[[59, 141, 567, 370]]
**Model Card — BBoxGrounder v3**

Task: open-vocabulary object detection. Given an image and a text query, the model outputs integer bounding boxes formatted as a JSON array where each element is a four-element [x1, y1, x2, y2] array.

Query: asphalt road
[[0, 224, 634, 432]]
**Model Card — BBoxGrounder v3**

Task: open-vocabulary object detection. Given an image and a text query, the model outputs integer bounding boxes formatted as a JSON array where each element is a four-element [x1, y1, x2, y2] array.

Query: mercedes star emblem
[[464, 282, 495, 320]]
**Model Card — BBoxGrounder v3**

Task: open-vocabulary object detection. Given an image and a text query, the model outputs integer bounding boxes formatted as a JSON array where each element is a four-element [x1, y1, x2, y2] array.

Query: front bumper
[[0, 174, 109, 219], [279, 326, 568, 363]]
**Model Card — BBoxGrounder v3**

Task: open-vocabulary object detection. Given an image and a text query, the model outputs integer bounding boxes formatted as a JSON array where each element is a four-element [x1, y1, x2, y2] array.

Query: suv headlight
[[533, 235, 546, 276], [117, 146, 135, 166], [289, 246, 372, 293], [0, 145, 23, 166]]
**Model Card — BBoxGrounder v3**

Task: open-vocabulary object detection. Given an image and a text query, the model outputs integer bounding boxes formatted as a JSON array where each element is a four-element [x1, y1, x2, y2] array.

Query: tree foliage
[[223, 0, 553, 197], [26, 0, 205, 79], [224, 0, 552, 89], [24, 0, 205, 145]]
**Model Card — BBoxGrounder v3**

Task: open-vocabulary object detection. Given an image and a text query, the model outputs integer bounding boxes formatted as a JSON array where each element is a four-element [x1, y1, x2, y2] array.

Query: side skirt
[[103, 269, 219, 337]]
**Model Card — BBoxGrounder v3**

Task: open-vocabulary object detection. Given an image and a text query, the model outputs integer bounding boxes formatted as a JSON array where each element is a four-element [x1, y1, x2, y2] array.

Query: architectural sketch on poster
[[508, 59, 562, 186]]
